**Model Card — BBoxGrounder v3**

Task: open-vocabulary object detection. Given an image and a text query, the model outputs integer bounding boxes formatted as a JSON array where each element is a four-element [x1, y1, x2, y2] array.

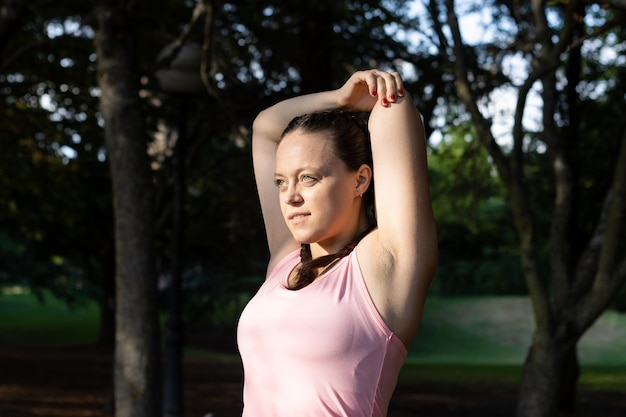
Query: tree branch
[[443, 0, 552, 332], [152, 1, 206, 73], [583, 0, 626, 11], [441, 0, 510, 184], [548, 3, 585, 311], [200, 0, 218, 97], [573, 188, 609, 297], [569, 12, 626, 50], [577, 130, 626, 332]]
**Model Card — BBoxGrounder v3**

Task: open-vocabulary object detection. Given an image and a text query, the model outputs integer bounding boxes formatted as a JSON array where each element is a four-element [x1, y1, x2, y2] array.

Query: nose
[[284, 182, 303, 205]]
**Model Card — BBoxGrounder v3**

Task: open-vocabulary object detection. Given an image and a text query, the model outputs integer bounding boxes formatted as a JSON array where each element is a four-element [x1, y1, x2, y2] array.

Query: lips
[[288, 212, 310, 223]]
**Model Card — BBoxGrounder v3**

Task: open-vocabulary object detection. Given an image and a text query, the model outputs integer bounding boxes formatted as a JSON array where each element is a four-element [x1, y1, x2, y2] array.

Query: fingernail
[[398, 88, 404, 96], [382, 98, 389, 106], [389, 94, 396, 101], [372, 89, 378, 96]]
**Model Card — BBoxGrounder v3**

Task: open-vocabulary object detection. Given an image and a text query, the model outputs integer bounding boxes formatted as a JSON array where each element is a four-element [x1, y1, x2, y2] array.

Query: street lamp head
[[155, 41, 205, 95]]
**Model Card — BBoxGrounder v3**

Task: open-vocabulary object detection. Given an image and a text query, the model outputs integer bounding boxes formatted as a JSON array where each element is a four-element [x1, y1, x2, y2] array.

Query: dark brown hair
[[280, 110, 376, 290]]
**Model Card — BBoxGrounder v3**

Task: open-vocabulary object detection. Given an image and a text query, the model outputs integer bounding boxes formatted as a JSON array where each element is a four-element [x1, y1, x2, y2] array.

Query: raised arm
[[350, 71, 438, 345], [369, 88, 437, 275], [252, 69, 436, 287], [252, 71, 388, 268], [252, 92, 342, 267]]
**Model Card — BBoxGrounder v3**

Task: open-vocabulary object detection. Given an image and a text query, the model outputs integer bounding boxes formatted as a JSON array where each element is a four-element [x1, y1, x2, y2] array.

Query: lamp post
[[155, 41, 204, 417]]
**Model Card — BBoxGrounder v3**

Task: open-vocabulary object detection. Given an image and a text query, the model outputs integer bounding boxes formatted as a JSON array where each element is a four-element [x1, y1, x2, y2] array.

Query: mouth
[[288, 213, 309, 222]]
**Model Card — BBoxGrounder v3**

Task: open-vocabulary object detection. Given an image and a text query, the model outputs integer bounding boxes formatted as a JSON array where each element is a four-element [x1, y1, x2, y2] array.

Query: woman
[[237, 69, 437, 416]]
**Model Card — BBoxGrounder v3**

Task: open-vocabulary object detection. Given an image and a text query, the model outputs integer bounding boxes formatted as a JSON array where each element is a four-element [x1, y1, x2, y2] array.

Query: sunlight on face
[[275, 130, 362, 253]]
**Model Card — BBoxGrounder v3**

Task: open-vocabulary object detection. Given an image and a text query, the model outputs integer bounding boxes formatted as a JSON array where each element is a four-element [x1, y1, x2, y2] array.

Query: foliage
[[1, 0, 432, 315], [2, 2, 623, 416], [1, 0, 621, 306], [143, 0, 431, 316], [428, 127, 525, 294], [0, 1, 112, 305], [1, 0, 624, 366]]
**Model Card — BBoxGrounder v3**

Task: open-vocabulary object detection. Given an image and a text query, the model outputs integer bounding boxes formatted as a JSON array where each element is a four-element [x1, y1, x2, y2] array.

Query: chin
[[291, 232, 318, 246], [295, 237, 315, 245]]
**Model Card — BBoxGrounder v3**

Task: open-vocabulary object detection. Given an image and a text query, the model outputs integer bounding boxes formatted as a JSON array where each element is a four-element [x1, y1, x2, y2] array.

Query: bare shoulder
[[355, 230, 433, 347]]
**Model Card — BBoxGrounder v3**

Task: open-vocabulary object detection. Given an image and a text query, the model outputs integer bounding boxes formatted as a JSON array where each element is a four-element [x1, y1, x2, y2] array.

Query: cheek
[[328, 186, 355, 216]]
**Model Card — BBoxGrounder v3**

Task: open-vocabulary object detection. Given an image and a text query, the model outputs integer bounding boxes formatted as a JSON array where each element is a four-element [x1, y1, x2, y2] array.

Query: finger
[[392, 71, 405, 97], [374, 71, 399, 106], [375, 75, 389, 107], [382, 71, 401, 103], [361, 70, 379, 97]]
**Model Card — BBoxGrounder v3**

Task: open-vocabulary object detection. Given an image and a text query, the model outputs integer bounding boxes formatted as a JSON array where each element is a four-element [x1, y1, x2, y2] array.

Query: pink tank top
[[237, 249, 407, 417]]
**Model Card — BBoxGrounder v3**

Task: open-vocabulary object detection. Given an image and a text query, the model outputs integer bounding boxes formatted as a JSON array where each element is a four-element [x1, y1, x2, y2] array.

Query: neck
[[309, 206, 371, 259], [308, 216, 372, 260]]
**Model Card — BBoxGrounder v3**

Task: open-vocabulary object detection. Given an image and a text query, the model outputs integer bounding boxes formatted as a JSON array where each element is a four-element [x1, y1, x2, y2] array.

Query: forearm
[[252, 90, 342, 144]]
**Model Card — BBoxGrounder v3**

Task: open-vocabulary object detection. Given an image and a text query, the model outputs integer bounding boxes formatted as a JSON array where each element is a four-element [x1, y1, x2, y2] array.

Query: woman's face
[[275, 130, 364, 254]]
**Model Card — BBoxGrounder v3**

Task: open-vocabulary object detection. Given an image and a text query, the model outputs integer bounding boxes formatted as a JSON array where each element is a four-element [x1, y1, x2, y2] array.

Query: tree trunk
[[94, 2, 161, 417], [558, 345, 580, 413], [517, 333, 560, 417], [517, 330, 580, 417]]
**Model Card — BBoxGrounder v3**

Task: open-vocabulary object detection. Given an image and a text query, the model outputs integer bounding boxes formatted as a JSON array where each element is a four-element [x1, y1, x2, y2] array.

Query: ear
[[354, 164, 372, 197]]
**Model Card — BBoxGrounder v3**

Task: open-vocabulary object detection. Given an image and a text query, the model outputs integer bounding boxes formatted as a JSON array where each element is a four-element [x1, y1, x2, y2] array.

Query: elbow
[[252, 109, 268, 137], [252, 108, 284, 145]]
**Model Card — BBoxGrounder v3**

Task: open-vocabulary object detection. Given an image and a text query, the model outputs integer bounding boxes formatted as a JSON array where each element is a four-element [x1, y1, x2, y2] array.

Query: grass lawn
[[0, 288, 100, 347], [1, 290, 625, 369], [410, 296, 626, 365]]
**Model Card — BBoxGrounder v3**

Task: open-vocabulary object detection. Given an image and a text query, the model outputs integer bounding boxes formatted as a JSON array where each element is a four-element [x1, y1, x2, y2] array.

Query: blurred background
[[1, 0, 625, 416]]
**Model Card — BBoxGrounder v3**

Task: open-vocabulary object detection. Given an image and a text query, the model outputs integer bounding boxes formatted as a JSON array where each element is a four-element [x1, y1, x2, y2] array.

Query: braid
[[288, 228, 373, 290], [281, 110, 376, 290]]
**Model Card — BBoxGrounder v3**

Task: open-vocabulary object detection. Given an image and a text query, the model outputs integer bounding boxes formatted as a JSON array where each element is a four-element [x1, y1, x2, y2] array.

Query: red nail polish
[[390, 94, 396, 101], [382, 98, 389, 106], [398, 88, 404, 96]]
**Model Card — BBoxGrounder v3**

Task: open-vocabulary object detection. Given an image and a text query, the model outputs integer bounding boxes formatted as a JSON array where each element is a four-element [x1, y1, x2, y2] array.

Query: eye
[[300, 175, 317, 185], [274, 178, 287, 188]]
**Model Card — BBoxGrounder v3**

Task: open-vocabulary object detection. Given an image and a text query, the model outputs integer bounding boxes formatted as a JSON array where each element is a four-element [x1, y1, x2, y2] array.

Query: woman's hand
[[336, 69, 405, 112]]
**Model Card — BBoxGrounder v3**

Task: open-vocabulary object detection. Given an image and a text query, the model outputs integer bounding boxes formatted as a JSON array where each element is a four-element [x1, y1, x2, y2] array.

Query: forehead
[[276, 131, 342, 172]]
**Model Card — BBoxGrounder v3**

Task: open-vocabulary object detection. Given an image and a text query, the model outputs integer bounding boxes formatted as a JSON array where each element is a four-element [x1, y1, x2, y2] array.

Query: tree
[[0, 0, 116, 345], [93, 1, 160, 416], [13, 1, 619, 416], [416, 0, 626, 415]]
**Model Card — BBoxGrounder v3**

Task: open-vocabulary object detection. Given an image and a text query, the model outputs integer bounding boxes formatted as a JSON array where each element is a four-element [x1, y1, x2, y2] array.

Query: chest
[[237, 257, 382, 364]]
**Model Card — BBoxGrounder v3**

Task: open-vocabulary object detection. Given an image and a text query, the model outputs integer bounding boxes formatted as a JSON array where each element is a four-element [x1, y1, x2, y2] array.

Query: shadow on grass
[[1, 345, 625, 417]]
